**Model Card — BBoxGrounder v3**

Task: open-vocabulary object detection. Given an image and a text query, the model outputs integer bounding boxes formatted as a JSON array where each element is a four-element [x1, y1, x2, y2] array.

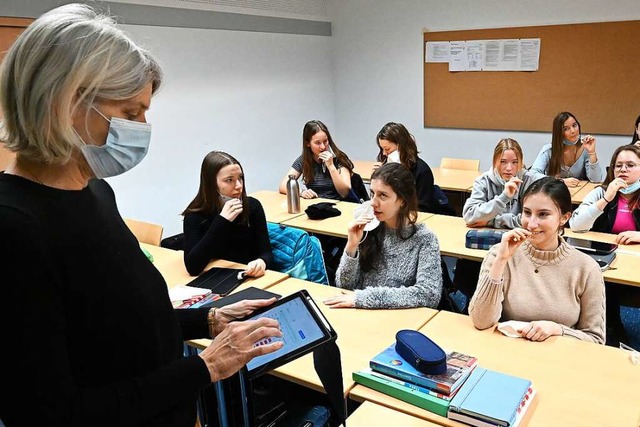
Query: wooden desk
[[422, 215, 486, 261], [564, 228, 640, 288], [281, 200, 433, 239], [431, 168, 481, 193], [571, 182, 601, 205], [351, 311, 640, 427], [353, 160, 378, 183], [348, 401, 441, 426], [352, 161, 481, 194], [266, 278, 438, 397], [141, 243, 288, 291], [250, 190, 337, 224]]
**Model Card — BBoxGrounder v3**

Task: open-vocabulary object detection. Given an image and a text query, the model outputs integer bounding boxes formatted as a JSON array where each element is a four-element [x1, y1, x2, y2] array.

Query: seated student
[[531, 111, 605, 186], [183, 151, 273, 276], [463, 138, 545, 228], [375, 122, 440, 213], [570, 144, 640, 346], [469, 177, 605, 344], [279, 120, 354, 200], [632, 114, 640, 148], [323, 163, 443, 309]]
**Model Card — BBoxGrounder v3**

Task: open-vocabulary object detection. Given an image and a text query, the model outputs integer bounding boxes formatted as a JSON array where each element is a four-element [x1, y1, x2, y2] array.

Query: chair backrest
[[345, 172, 370, 203], [124, 218, 163, 246], [440, 157, 480, 171]]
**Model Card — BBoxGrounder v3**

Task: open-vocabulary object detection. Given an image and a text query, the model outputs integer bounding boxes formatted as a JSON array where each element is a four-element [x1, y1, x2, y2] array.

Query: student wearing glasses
[[531, 111, 605, 187], [570, 144, 640, 346]]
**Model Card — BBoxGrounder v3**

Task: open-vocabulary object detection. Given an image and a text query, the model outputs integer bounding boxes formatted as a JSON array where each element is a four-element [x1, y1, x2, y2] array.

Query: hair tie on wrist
[[603, 195, 612, 203]]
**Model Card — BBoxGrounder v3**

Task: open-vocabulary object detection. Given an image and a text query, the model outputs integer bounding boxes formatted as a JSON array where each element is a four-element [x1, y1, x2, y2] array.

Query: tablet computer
[[565, 236, 618, 255], [241, 289, 337, 378]]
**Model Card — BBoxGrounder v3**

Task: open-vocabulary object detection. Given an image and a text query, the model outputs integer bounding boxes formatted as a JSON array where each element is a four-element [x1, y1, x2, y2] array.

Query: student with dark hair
[[279, 120, 354, 200], [375, 122, 439, 213], [470, 177, 605, 344], [532, 111, 605, 186], [323, 163, 443, 309], [570, 144, 640, 346], [464, 138, 545, 228], [632, 114, 640, 147], [183, 151, 272, 277]]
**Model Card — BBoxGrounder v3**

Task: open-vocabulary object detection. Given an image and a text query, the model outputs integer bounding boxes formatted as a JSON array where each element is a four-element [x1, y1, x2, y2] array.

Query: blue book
[[447, 367, 534, 427], [369, 344, 477, 395]]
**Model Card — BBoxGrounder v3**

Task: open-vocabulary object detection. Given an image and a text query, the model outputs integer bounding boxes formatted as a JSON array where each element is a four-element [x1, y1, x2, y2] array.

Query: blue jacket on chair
[[267, 222, 329, 284]]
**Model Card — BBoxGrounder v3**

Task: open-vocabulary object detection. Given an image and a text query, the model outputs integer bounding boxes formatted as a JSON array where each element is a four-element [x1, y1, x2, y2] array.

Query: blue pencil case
[[395, 330, 446, 375], [465, 229, 506, 250]]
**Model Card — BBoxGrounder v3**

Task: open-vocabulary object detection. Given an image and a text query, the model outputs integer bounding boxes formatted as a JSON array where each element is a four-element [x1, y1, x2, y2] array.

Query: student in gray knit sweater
[[323, 163, 443, 309]]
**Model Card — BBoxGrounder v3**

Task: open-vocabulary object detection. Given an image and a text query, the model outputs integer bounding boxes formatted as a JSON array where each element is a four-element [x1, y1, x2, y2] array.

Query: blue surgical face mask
[[79, 106, 151, 178], [563, 134, 581, 146], [620, 179, 640, 195]]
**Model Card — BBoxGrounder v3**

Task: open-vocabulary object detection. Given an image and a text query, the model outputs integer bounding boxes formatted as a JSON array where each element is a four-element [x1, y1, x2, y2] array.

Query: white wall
[[107, 25, 334, 236], [328, 0, 640, 172]]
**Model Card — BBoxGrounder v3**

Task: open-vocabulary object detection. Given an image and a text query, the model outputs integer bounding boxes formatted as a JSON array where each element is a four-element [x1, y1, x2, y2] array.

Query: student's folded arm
[[354, 233, 443, 309], [249, 198, 274, 269], [329, 166, 351, 198], [493, 212, 522, 229], [463, 181, 508, 225], [468, 249, 505, 330], [569, 187, 605, 232], [335, 250, 362, 290], [560, 264, 606, 344], [183, 213, 233, 276], [530, 146, 551, 175], [585, 161, 606, 183]]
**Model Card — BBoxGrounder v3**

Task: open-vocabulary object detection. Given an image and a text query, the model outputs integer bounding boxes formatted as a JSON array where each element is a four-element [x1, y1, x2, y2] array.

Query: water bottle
[[286, 175, 301, 214]]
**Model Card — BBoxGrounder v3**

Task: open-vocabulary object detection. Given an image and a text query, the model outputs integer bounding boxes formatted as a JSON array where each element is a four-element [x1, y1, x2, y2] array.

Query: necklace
[[530, 257, 558, 274], [523, 241, 565, 273]]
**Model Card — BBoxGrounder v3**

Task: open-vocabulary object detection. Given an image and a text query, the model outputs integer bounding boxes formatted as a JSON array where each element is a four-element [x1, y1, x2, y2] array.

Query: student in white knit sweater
[[323, 163, 443, 309], [470, 176, 606, 344]]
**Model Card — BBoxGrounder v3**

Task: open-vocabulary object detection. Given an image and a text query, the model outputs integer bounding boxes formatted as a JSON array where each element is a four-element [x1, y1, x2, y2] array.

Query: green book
[[352, 369, 450, 417]]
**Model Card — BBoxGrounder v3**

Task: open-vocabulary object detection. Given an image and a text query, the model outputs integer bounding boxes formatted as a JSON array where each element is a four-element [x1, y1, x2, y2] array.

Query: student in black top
[[376, 122, 439, 213], [279, 120, 354, 200], [0, 5, 282, 426], [183, 151, 273, 276]]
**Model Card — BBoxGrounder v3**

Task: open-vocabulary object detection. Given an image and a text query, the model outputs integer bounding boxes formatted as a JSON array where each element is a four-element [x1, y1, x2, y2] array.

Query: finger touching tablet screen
[[242, 290, 337, 378]]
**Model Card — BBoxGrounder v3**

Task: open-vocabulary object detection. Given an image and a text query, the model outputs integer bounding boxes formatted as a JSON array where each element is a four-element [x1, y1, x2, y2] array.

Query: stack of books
[[168, 285, 221, 308], [352, 344, 478, 417], [447, 367, 536, 427]]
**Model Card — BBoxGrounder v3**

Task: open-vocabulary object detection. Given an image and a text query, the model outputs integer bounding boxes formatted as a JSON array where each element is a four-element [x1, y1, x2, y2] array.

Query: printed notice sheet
[[425, 38, 540, 72]]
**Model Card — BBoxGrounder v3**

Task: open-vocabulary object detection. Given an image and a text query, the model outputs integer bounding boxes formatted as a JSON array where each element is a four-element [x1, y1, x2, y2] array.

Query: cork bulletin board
[[423, 20, 640, 135]]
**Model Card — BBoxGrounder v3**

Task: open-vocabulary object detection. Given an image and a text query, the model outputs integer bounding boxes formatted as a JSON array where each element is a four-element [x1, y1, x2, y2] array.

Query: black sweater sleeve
[[183, 211, 233, 276], [413, 158, 435, 213], [248, 198, 273, 269], [183, 198, 273, 275]]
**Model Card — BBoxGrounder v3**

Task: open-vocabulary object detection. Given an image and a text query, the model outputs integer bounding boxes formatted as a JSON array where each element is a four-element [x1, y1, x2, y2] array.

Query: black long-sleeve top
[[411, 157, 436, 213], [183, 197, 273, 276], [0, 174, 212, 427]]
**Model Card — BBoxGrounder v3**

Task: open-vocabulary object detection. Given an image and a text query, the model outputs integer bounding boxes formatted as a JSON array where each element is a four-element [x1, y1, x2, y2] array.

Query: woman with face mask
[[463, 138, 545, 228], [375, 122, 438, 213], [278, 120, 354, 200], [0, 5, 282, 426], [182, 151, 272, 277], [323, 163, 443, 309], [569, 144, 640, 346], [469, 177, 605, 344], [531, 111, 605, 186]]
